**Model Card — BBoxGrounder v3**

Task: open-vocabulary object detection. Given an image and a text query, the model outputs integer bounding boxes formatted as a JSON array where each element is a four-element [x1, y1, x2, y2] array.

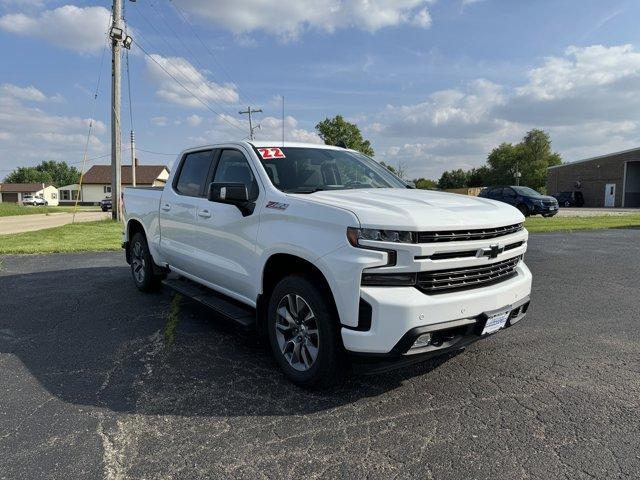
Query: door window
[[175, 150, 213, 197], [213, 149, 259, 201]]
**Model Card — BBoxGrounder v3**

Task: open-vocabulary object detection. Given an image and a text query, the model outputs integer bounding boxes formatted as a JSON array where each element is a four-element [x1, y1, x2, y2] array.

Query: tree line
[[4, 117, 561, 194], [315, 116, 561, 192]]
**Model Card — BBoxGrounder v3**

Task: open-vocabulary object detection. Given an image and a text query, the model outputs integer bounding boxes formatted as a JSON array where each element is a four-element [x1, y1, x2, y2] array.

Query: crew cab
[[123, 142, 532, 387]]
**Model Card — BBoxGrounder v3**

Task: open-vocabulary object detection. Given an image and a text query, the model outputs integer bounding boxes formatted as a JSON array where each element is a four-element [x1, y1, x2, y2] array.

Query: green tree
[[315, 115, 375, 156], [438, 169, 469, 189], [379, 161, 397, 174], [413, 178, 438, 190], [486, 129, 561, 190], [4, 161, 81, 187]]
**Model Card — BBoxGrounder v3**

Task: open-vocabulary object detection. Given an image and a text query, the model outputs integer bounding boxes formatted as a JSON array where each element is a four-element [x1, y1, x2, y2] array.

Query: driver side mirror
[[207, 182, 254, 216]]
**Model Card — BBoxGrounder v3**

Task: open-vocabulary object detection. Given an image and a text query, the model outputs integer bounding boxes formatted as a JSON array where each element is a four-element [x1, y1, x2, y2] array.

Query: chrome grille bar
[[416, 223, 523, 243], [417, 256, 521, 293]]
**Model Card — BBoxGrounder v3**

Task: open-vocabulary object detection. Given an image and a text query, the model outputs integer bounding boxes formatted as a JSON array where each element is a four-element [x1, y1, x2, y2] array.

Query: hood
[[532, 195, 557, 202], [291, 188, 524, 230]]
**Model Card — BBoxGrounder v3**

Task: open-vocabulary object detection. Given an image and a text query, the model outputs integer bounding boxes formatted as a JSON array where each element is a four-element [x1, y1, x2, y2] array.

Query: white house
[[59, 164, 169, 205], [0, 183, 59, 205]]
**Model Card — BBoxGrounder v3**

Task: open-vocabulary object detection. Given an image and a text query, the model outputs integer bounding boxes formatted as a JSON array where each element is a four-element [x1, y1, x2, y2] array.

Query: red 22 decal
[[258, 147, 285, 159]]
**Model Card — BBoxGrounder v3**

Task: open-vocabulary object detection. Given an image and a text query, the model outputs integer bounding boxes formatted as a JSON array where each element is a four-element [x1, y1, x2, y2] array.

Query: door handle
[[161, 203, 171, 212], [198, 210, 211, 218]]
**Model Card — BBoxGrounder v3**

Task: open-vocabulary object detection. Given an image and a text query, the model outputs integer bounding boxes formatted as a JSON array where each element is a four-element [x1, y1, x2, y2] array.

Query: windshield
[[513, 186, 542, 197], [253, 146, 407, 193]]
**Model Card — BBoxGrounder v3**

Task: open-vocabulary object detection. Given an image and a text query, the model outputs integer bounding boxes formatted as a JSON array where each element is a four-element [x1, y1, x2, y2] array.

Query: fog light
[[411, 333, 432, 349]]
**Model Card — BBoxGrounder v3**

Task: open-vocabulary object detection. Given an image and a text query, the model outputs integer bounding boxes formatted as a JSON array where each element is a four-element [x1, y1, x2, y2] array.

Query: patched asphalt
[[1, 229, 639, 479]]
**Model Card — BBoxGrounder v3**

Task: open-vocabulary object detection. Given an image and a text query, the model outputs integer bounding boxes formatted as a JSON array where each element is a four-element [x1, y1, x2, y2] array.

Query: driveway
[[0, 211, 110, 235], [0, 230, 638, 479]]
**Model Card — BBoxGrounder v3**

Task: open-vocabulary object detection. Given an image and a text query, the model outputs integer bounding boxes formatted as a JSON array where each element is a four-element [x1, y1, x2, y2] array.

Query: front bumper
[[341, 262, 532, 355], [531, 204, 558, 215]]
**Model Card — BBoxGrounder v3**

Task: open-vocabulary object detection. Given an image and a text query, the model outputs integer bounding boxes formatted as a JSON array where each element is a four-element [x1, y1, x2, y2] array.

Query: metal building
[[547, 147, 640, 208]]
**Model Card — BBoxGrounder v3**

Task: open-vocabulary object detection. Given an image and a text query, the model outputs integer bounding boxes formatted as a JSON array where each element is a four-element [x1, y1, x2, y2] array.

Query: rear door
[[159, 149, 215, 271], [192, 147, 262, 304]]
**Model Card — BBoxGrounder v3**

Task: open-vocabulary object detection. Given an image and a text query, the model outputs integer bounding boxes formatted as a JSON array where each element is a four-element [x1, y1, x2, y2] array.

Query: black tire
[[564, 201, 571, 207], [517, 204, 530, 217], [129, 232, 163, 292], [267, 274, 345, 388], [101, 207, 108, 212]]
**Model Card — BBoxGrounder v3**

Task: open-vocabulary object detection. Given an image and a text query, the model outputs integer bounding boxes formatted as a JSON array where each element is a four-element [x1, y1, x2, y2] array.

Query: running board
[[162, 277, 256, 330]]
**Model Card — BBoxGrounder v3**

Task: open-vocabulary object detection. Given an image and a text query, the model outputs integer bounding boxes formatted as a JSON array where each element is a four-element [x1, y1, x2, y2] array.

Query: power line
[[130, 4, 244, 126], [133, 38, 248, 135], [148, 1, 238, 105], [167, 0, 259, 107]]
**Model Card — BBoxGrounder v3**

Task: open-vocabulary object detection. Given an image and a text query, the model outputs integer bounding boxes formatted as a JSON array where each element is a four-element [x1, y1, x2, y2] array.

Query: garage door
[[1, 192, 19, 203]]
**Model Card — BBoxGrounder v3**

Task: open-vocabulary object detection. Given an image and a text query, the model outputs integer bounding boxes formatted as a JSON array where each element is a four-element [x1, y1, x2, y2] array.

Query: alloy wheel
[[274, 294, 319, 371], [131, 241, 146, 284]]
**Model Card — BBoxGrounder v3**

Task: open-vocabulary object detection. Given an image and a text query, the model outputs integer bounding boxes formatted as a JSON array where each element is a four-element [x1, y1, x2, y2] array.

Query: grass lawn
[[0, 203, 99, 217], [0, 220, 122, 254], [525, 214, 640, 233]]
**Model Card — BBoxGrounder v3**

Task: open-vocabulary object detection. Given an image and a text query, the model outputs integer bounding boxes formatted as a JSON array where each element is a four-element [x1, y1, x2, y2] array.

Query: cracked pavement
[[1, 230, 639, 479]]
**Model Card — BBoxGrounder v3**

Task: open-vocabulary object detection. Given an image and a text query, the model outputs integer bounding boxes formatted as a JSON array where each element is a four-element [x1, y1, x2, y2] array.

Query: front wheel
[[267, 275, 345, 388], [130, 232, 163, 292]]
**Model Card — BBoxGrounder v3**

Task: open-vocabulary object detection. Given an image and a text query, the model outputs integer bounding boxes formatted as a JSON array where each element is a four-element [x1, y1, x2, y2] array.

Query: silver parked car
[[22, 195, 48, 206]]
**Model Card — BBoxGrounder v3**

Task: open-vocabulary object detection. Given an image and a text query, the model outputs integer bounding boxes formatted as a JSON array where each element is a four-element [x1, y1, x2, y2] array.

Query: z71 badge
[[266, 201, 289, 210]]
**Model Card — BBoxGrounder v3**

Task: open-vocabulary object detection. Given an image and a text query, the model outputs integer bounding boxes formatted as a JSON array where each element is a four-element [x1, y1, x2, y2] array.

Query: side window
[[175, 150, 213, 197], [213, 149, 259, 201], [504, 188, 516, 198], [488, 188, 502, 199]]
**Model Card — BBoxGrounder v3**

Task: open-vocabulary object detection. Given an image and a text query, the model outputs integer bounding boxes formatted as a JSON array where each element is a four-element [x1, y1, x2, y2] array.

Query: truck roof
[[181, 141, 348, 153]]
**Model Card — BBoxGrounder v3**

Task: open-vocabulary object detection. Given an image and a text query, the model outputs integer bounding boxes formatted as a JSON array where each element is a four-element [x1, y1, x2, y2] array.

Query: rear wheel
[[267, 275, 345, 388], [130, 232, 163, 292]]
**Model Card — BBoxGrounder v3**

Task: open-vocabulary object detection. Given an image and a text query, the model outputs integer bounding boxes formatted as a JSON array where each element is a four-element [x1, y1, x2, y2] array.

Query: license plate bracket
[[482, 311, 509, 335]]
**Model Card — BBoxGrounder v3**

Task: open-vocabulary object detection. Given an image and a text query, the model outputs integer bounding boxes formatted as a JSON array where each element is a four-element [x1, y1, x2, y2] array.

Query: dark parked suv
[[479, 186, 559, 217]]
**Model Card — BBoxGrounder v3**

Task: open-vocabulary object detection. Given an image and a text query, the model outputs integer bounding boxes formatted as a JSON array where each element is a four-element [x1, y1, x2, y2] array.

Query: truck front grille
[[417, 256, 521, 294], [416, 223, 523, 243]]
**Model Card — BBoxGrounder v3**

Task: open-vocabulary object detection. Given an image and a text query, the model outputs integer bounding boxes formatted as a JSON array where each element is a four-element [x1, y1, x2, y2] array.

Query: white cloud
[[372, 44, 640, 179], [0, 85, 106, 172], [186, 114, 203, 127], [255, 116, 322, 144], [0, 83, 64, 103], [145, 54, 239, 108], [0, 5, 111, 54], [381, 79, 507, 138], [175, 0, 433, 40], [151, 116, 169, 127]]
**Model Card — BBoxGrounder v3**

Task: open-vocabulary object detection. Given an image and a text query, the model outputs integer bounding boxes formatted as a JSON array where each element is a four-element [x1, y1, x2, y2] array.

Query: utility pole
[[239, 106, 262, 140], [110, 0, 123, 220], [130, 130, 136, 187]]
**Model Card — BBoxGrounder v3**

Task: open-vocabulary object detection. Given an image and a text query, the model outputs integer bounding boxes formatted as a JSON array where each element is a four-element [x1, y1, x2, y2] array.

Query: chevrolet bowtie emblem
[[476, 244, 504, 259]]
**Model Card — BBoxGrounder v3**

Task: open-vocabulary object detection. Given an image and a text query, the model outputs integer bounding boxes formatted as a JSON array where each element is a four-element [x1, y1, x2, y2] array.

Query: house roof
[[81, 165, 168, 184], [0, 183, 52, 193]]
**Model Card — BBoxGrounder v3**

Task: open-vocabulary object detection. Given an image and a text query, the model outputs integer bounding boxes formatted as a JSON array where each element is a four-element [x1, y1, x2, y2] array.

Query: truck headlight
[[347, 227, 414, 246]]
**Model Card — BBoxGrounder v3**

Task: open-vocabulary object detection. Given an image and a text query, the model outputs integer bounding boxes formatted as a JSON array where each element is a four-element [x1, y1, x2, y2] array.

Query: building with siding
[[59, 164, 169, 205], [0, 183, 59, 205], [546, 147, 640, 208]]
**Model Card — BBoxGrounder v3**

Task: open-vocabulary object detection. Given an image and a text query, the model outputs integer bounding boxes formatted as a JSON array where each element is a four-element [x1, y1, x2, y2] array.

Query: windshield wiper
[[285, 187, 327, 194]]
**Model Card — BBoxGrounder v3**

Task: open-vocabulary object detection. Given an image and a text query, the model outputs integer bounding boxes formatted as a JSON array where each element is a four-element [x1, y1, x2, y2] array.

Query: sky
[[1, 0, 640, 180]]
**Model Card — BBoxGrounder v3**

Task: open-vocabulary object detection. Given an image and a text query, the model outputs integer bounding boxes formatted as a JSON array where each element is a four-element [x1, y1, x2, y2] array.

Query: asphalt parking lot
[[1, 229, 639, 480]]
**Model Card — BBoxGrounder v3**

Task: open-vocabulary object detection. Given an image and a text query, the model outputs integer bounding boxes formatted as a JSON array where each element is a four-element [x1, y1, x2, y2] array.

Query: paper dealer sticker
[[257, 147, 286, 159]]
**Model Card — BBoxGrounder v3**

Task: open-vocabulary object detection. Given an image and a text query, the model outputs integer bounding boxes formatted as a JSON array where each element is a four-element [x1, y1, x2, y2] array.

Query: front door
[[193, 148, 262, 304], [604, 183, 616, 208]]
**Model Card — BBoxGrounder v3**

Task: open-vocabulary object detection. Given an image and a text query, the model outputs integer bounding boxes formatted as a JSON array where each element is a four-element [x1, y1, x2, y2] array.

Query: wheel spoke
[[274, 292, 320, 372]]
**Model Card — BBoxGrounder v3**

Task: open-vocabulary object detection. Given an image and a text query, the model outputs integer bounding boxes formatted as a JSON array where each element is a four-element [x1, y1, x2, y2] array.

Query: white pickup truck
[[123, 141, 532, 387]]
